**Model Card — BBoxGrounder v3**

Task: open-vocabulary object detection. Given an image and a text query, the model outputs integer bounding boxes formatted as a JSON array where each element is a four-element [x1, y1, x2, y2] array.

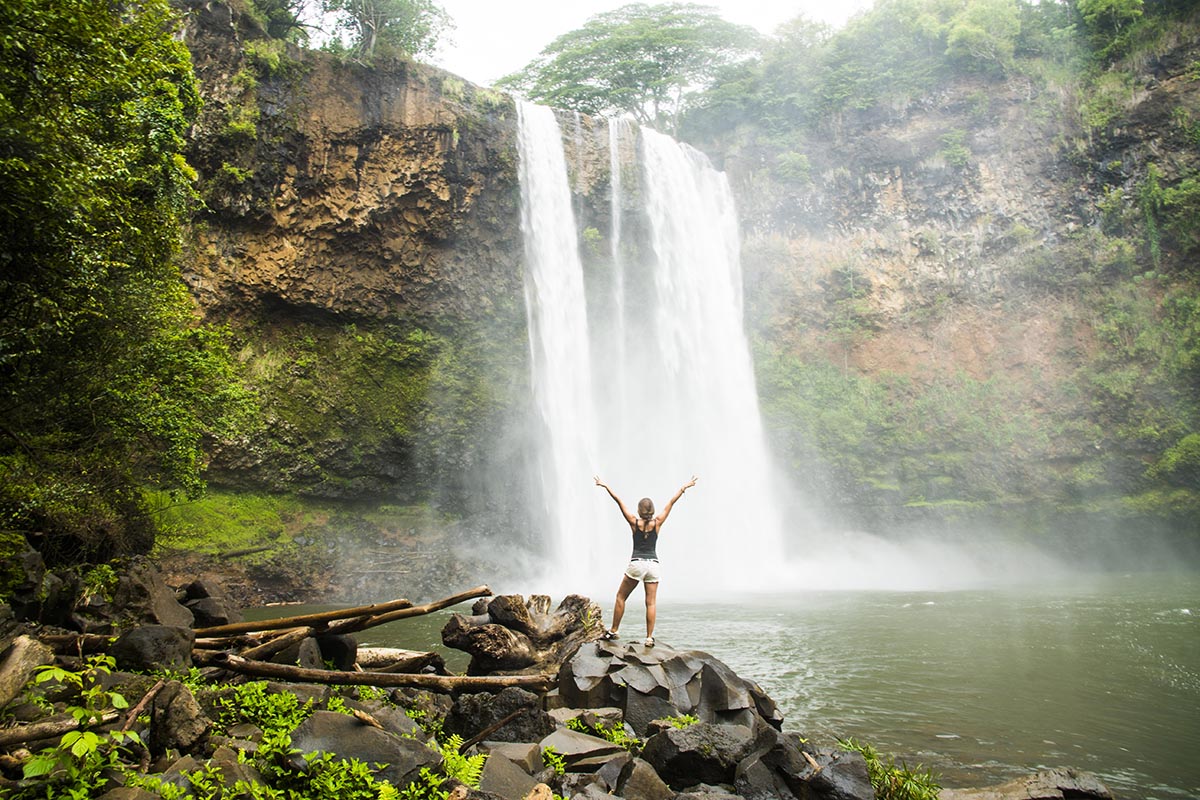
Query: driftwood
[[122, 679, 166, 732], [442, 594, 604, 675], [456, 703, 536, 753], [193, 652, 554, 693], [237, 627, 314, 661]]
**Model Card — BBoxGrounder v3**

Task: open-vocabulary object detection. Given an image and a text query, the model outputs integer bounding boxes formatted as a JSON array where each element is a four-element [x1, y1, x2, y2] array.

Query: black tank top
[[631, 519, 658, 560]]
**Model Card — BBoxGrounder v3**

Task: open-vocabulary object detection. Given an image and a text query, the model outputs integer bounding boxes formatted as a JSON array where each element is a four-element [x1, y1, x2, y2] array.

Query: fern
[[439, 735, 486, 788]]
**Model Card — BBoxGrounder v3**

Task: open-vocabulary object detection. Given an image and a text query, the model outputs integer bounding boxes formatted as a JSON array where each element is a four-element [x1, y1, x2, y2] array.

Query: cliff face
[[178, 2, 530, 511], [181, 0, 522, 323]]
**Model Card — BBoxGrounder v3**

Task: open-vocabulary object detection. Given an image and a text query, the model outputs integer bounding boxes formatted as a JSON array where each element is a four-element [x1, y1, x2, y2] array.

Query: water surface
[[250, 572, 1199, 799]]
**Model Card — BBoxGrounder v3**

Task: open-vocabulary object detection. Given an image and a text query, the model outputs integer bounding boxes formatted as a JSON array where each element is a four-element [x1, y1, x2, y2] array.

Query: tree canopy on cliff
[[0, 0, 252, 562], [320, 0, 451, 59], [498, 3, 759, 132]]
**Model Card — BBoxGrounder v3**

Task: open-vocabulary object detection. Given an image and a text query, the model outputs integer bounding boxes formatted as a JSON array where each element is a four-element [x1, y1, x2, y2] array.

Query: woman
[[593, 475, 698, 647]]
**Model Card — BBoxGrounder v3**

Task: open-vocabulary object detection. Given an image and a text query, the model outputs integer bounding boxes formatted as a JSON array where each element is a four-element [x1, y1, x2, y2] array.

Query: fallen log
[[326, 585, 495, 635], [38, 633, 114, 656], [238, 627, 314, 661], [193, 652, 553, 693], [0, 711, 121, 748]]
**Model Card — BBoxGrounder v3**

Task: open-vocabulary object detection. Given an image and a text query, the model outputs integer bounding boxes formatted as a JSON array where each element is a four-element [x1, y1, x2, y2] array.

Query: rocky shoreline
[[0, 558, 1116, 800]]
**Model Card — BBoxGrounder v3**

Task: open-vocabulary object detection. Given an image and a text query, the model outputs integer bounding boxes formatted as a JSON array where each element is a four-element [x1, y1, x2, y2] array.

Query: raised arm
[[656, 476, 698, 527], [594, 476, 637, 525]]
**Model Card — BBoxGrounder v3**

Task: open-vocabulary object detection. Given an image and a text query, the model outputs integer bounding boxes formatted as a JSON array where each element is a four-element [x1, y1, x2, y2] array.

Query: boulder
[[272, 636, 324, 670], [614, 757, 673, 800], [150, 680, 212, 755], [938, 768, 1114, 800], [479, 741, 544, 775], [802, 749, 874, 800], [0, 634, 54, 709], [112, 560, 193, 628], [345, 698, 428, 741], [442, 594, 604, 675], [315, 633, 357, 671], [557, 641, 783, 736], [182, 579, 243, 627], [479, 752, 540, 800], [539, 728, 627, 771], [446, 687, 556, 743], [290, 710, 441, 789], [640, 722, 757, 789], [111, 625, 195, 672]]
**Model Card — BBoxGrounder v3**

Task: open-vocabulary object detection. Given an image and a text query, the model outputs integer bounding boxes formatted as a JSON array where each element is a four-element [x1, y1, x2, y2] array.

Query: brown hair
[[637, 498, 655, 519]]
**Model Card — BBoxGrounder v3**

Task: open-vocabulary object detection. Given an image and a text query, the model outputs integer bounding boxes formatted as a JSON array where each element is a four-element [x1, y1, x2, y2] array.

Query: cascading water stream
[[518, 103, 788, 597], [516, 101, 603, 588]]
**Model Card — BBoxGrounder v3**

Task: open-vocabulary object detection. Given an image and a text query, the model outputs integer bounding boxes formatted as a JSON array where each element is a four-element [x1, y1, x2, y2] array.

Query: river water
[[282, 571, 1200, 800]]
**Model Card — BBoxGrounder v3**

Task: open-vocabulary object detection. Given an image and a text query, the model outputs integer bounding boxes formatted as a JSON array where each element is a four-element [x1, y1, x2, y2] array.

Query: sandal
[[600, 630, 619, 641], [643, 637, 655, 647]]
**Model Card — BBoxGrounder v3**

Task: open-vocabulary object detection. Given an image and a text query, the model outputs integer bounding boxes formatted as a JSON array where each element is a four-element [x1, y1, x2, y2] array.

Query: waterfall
[[516, 101, 602, 588], [518, 104, 787, 598]]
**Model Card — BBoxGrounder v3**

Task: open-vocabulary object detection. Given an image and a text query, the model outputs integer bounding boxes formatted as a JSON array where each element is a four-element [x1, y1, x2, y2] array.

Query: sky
[[428, 0, 876, 88]]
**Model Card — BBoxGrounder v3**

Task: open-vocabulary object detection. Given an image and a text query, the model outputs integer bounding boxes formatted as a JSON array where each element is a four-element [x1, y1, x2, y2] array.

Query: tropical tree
[[499, 3, 760, 132], [0, 0, 252, 562], [321, 0, 451, 59], [945, 0, 1022, 73]]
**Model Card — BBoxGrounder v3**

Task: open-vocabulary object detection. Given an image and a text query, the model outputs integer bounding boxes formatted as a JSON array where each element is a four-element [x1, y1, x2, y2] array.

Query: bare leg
[[610, 575, 638, 633], [644, 580, 658, 638]]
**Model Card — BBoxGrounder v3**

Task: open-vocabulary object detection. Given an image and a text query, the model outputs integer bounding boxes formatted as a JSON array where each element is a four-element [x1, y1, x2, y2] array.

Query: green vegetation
[[567, 715, 642, 751], [840, 737, 941, 800], [662, 714, 700, 729], [499, 2, 759, 132], [0, 0, 254, 566], [320, 0, 452, 60]]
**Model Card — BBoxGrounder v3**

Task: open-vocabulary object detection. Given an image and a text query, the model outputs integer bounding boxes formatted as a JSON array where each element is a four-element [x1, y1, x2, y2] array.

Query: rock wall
[[180, 0, 522, 324]]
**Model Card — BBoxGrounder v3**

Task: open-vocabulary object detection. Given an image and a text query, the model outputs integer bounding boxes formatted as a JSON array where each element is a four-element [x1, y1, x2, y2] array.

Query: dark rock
[[150, 680, 212, 755], [479, 753, 540, 800], [558, 641, 783, 736], [111, 625, 195, 672], [316, 633, 357, 671], [539, 728, 626, 771], [640, 722, 757, 789], [674, 786, 745, 800], [479, 741, 543, 774], [803, 750, 873, 800], [112, 560, 193, 628], [446, 687, 556, 743], [615, 757, 673, 800], [345, 698, 427, 741], [939, 767, 1114, 800], [594, 752, 634, 791], [290, 710, 441, 789], [186, 596, 242, 627], [272, 637, 324, 669], [562, 772, 606, 796]]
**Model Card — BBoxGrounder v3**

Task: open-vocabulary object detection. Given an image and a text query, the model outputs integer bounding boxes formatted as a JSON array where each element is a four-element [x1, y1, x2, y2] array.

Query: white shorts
[[624, 559, 661, 583]]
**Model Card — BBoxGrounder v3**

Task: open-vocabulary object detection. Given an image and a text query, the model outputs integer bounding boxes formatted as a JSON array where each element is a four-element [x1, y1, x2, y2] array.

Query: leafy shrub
[[839, 737, 941, 800]]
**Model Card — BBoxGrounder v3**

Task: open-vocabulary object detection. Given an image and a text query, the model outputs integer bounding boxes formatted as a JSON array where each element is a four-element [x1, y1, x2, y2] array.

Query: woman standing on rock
[[593, 475, 698, 647]]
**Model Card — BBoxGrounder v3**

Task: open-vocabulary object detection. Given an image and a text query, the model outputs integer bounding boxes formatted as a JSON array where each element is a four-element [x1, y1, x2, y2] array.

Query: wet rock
[[272, 636, 324, 670], [111, 625, 195, 672], [938, 767, 1114, 800], [446, 687, 556, 743], [290, 710, 441, 789]]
